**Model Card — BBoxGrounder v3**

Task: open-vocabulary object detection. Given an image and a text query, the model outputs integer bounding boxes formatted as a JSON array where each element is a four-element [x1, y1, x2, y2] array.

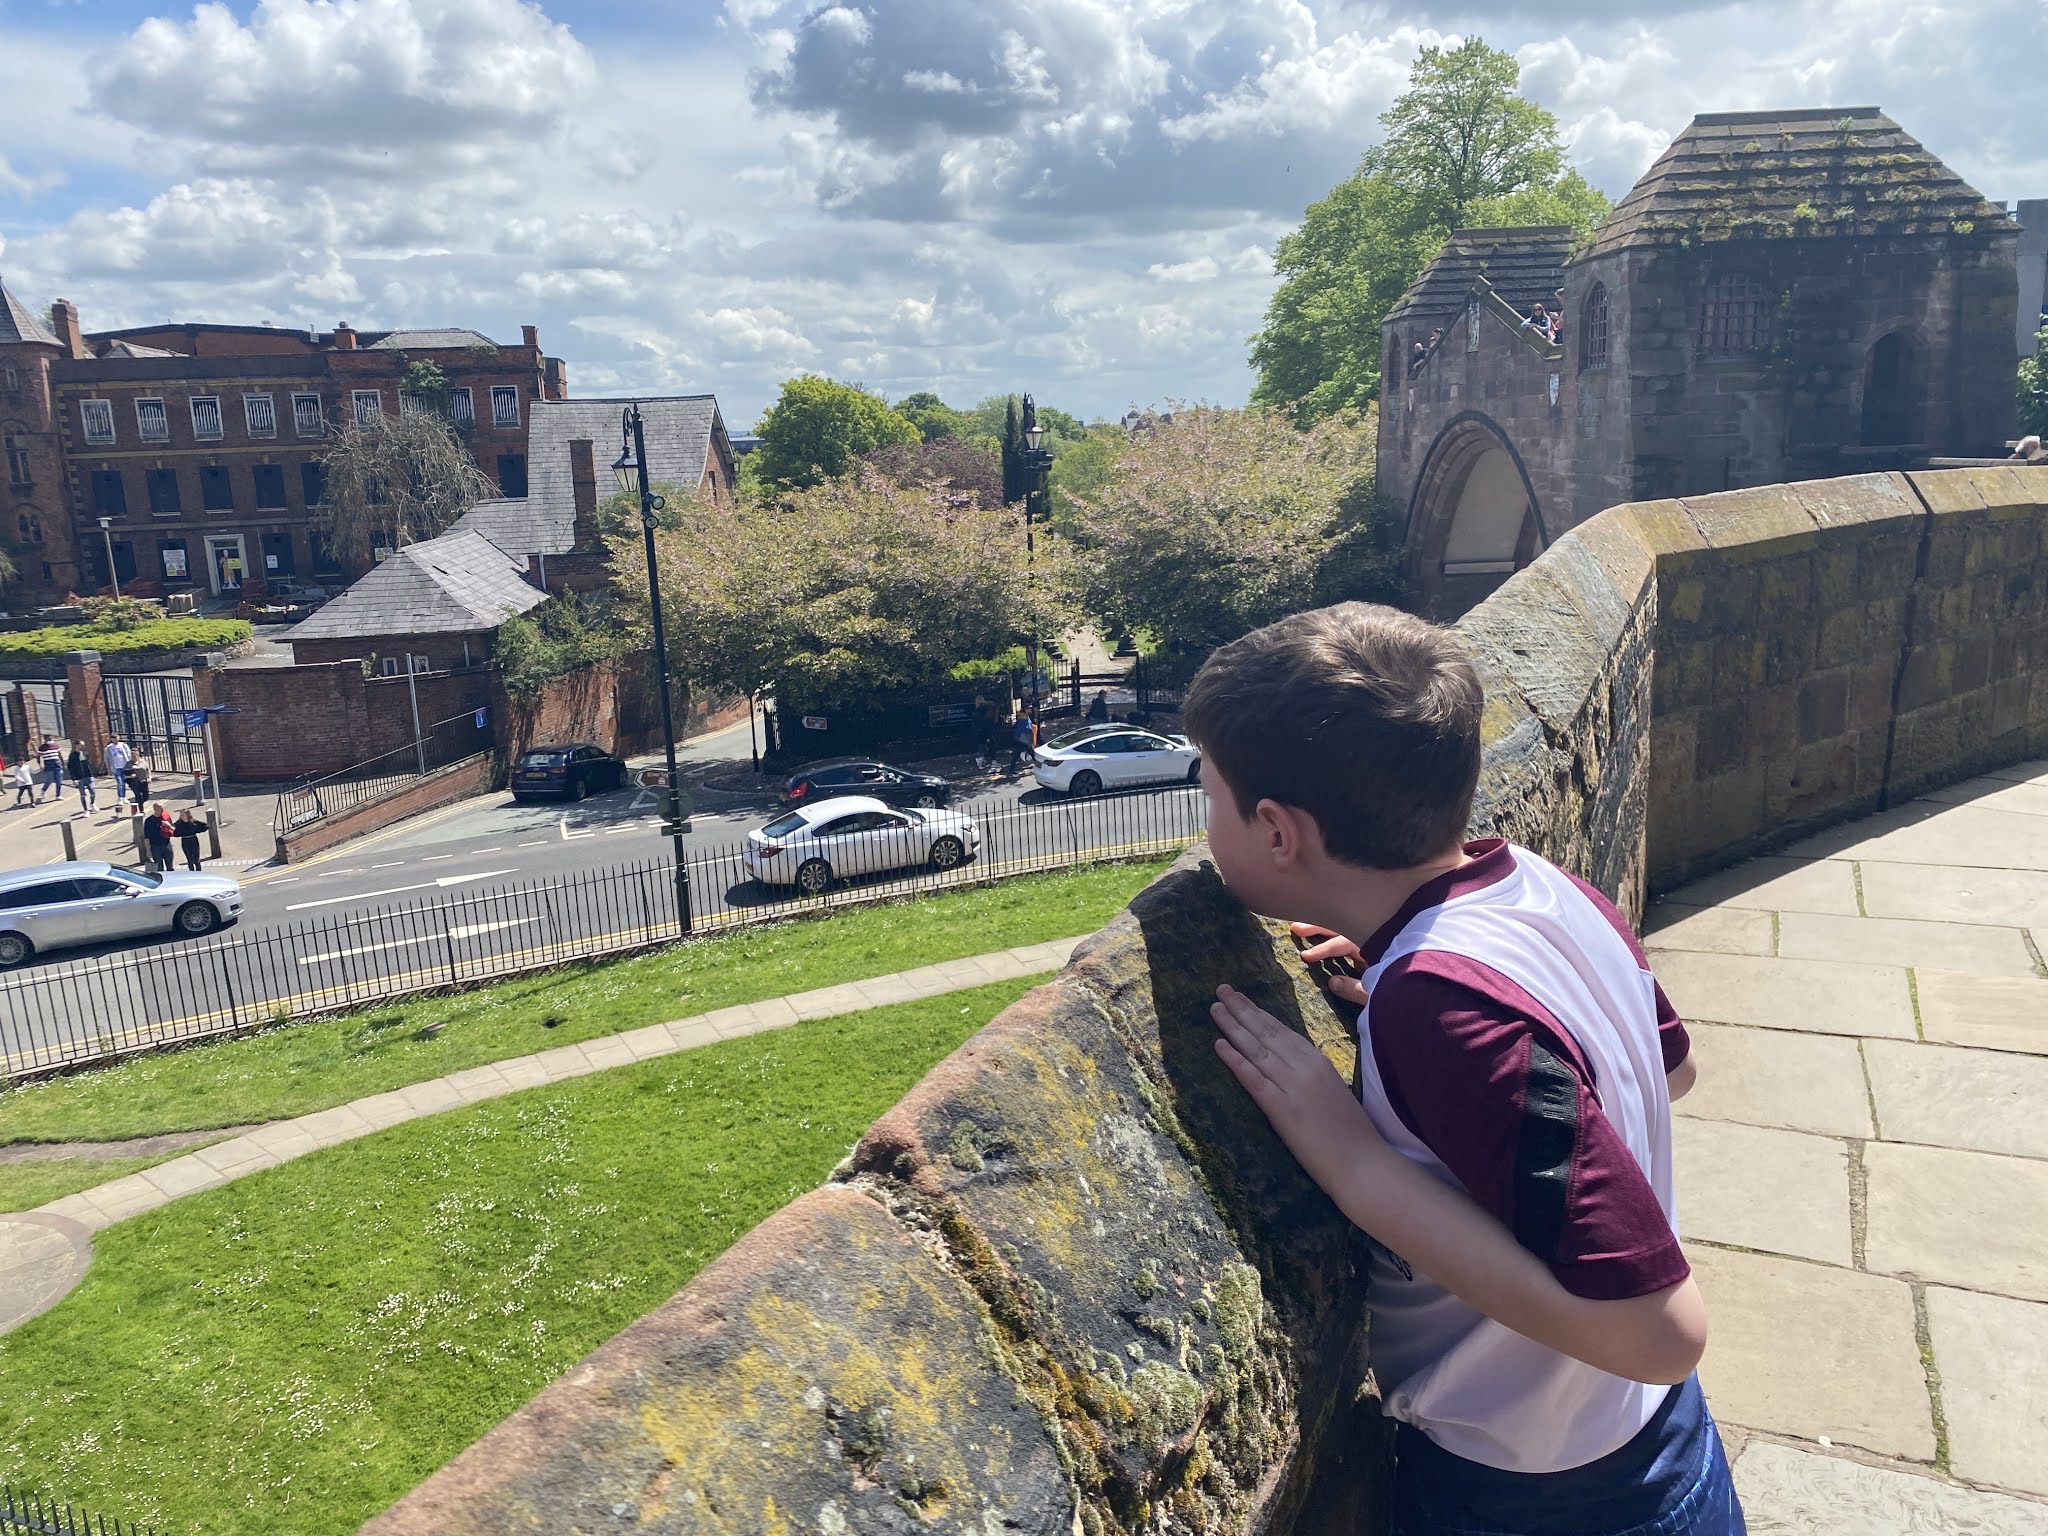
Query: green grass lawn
[[0, 978, 1037, 1536], [0, 858, 1164, 1146], [0, 1152, 204, 1214], [0, 615, 251, 658]]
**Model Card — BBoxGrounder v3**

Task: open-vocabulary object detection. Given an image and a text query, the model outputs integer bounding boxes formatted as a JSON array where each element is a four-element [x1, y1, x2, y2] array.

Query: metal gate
[[102, 671, 200, 772], [14, 681, 65, 743]]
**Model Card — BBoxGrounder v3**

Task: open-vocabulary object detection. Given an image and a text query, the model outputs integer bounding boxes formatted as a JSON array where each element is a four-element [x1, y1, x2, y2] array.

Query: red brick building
[[0, 279, 567, 606]]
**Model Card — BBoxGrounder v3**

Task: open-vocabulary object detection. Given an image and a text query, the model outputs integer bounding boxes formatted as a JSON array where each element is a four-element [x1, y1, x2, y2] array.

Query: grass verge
[[0, 1153, 196, 1213], [0, 977, 1037, 1536], [0, 857, 1164, 1145]]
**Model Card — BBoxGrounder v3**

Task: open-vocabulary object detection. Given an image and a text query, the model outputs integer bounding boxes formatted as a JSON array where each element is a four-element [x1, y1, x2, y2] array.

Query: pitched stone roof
[[527, 395, 726, 534], [0, 278, 59, 347], [366, 328, 499, 350], [1581, 107, 2011, 258], [449, 496, 575, 558], [1384, 228, 1573, 325], [285, 529, 544, 641]]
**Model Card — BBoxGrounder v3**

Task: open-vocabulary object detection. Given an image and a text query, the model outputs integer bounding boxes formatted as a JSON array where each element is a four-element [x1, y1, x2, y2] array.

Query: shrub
[[0, 616, 251, 659]]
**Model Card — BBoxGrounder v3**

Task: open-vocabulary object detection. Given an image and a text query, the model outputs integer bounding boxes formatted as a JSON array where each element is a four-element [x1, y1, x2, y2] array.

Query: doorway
[[1860, 332, 1918, 447], [206, 533, 247, 594]]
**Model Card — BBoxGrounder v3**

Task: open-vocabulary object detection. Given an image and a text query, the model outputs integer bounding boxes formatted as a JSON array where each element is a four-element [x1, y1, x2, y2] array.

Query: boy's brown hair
[[1182, 602, 1483, 869]]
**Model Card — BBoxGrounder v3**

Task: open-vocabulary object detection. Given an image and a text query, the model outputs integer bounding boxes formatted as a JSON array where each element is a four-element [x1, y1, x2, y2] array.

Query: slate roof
[[449, 496, 575, 559], [366, 328, 500, 350], [1384, 228, 1573, 325], [0, 278, 59, 347], [527, 395, 727, 536], [102, 339, 184, 358], [1581, 107, 2011, 258], [285, 529, 544, 641]]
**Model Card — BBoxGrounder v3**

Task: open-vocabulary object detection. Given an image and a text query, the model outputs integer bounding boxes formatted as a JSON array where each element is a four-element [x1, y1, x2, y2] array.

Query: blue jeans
[[1392, 1376, 1745, 1536]]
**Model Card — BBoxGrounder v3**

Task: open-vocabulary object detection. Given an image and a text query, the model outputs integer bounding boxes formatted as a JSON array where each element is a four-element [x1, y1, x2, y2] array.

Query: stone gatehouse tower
[[1381, 107, 2021, 615]]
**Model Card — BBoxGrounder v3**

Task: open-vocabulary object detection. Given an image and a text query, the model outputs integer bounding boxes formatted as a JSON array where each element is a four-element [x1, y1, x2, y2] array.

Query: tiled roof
[[1384, 228, 1573, 325], [450, 496, 575, 558], [1581, 107, 2011, 258], [0, 278, 59, 347], [285, 529, 544, 641], [366, 328, 500, 350], [527, 395, 726, 537], [103, 339, 184, 358]]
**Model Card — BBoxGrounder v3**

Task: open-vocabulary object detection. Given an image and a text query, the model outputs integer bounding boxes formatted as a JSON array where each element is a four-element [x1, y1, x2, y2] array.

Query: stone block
[[1673, 1023, 1873, 1138], [1775, 911, 2039, 978], [1895, 643, 1954, 713], [1793, 471, 1923, 534], [1907, 467, 1988, 517], [1864, 1140, 2048, 1301], [1732, 1440, 2048, 1535], [358, 1188, 1077, 1536], [1672, 1119, 1852, 1265], [1711, 635, 1767, 701], [1846, 662, 1895, 730], [1641, 902, 1775, 956], [1795, 672, 1849, 743], [1680, 485, 1822, 560], [1913, 971, 2048, 1056], [1925, 1286, 2048, 1497], [1693, 700, 1749, 777], [1864, 1039, 2048, 1158], [1564, 514, 1656, 610], [1617, 498, 1710, 567], [1649, 950, 1915, 1038]]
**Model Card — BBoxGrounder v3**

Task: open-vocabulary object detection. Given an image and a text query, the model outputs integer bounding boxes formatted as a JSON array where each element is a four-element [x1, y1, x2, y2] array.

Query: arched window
[[2, 432, 30, 489], [1580, 285, 1610, 371], [1699, 274, 1767, 358], [16, 512, 41, 545]]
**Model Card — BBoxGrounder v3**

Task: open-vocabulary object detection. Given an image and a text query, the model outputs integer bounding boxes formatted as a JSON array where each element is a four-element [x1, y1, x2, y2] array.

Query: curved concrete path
[[1, 935, 1084, 1333]]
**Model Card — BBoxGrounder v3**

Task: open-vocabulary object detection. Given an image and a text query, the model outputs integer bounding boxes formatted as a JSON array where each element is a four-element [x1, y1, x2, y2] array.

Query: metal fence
[[2, 782, 1209, 1077], [102, 671, 200, 774], [0, 1487, 156, 1536], [271, 709, 494, 836]]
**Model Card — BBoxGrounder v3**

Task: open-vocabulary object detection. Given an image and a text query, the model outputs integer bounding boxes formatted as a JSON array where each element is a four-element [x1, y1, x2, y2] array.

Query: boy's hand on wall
[[1290, 923, 1368, 1007], [1211, 984, 1381, 1194]]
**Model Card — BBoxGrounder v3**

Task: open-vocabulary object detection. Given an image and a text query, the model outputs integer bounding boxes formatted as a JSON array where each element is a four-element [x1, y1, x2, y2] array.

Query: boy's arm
[[1211, 984, 1707, 1386]]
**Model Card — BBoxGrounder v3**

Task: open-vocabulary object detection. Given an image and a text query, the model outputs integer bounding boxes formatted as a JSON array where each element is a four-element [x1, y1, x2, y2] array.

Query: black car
[[512, 742, 629, 802], [780, 758, 952, 809]]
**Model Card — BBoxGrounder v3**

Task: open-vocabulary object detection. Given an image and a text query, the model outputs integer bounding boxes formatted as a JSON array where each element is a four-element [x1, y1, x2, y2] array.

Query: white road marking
[[271, 877, 300, 885], [603, 825, 641, 835], [297, 917, 532, 966], [517, 840, 546, 848], [559, 818, 594, 841], [422, 854, 455, 862], [318, 867, 362, 878], [473, 846, 502, 854], [283, 869, 518, 912]]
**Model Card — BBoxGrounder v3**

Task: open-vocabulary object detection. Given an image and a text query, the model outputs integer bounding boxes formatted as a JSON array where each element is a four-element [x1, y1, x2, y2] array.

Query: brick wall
[[275, 751, 494, 863]]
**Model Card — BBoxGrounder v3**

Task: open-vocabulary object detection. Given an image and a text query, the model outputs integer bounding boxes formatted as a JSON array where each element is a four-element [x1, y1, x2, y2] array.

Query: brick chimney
[[521, 324, 539, 350], [334, 322, 357, 350], [569, 439, 599, 548], [544, 357, 567, 399], [49, 299, 85, 360]]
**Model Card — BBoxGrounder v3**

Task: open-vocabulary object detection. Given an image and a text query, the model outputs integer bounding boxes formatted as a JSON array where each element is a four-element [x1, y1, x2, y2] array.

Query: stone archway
[[1860, 330, 1922, 448], [1405, 413, 1546, 617]]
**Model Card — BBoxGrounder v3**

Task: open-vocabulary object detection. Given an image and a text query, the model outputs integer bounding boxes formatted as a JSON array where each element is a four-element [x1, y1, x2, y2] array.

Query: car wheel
[[572, 776, 588, 802], [914, 791, 941, 808], [1187, 760, 1203, 784], [0, 931, 30, 968], [796, 858, 833, 896], [174, 901, 221, 937], [1070, 769, 1102, 797], [929, 835, 966, 871]]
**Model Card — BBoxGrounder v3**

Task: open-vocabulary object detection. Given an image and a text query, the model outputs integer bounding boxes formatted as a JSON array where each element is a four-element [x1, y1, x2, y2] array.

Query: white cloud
[[706, 304, 820, 357]]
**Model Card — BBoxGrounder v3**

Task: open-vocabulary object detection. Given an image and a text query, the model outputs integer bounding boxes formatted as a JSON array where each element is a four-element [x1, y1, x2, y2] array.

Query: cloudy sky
[[0, 0, 2038, 428]]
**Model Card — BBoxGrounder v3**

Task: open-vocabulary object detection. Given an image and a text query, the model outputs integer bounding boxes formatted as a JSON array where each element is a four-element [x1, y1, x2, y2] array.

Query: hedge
[[0, 618, 252, 659]]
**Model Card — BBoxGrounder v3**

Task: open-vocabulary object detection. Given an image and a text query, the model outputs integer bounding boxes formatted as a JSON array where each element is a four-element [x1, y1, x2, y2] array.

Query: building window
[[16, 513, 42, 545], [352, 389, 383, 426], [158, 539, 191, 582], [496, 452, 527, 497], [3, 364, 18, 398], [491, 385, 520, 428], [1699, 273, 1767, 358], [448, 388, 474, 427], [135, 397, 170, 443], [200, 465, 235, 512], [252, 464, 288, 509], [145, 467, 182, 517], [1580, 285, 1610, 372], [190, 395, 224, 441], [293, 392, 326, 437], [308, 530, 341, 576], [399, 391, 428, 418], [244, 393, 277, 438], [3, 433, 29, 490], [300, 461, 328, 507], [91, 470, 127, 518], [80, 398, 116, 445]]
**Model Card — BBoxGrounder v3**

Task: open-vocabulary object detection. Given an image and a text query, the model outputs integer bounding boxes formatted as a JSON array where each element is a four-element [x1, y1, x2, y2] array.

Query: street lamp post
[[97, 517, 120, 599], [613, 404, 692, 935], [1019, 394, 1054, 723]]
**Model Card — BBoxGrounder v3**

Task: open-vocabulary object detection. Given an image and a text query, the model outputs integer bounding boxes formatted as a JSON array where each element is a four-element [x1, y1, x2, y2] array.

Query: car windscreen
[[113, 866, 164, 888], [760, 813, 807, 838], [1048, 727, 1113, 750]]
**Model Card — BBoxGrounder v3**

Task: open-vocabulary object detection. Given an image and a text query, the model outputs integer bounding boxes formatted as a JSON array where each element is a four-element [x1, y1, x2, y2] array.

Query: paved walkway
[[0, 935, 1083, 1333], [1646, 756, 2048, 1528]]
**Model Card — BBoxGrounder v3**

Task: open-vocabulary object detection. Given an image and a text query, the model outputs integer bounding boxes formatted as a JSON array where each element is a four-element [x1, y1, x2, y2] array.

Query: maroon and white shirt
[[1355, 839, 1690, 1473]]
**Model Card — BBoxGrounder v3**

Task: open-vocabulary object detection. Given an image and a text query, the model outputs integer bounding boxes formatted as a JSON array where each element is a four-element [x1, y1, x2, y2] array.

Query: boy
[[1184, 602, 1742, 1535]]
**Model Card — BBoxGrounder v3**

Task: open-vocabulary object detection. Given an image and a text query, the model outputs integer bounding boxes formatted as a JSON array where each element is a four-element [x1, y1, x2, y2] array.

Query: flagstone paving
[[1651, 757, 2048, 1522]]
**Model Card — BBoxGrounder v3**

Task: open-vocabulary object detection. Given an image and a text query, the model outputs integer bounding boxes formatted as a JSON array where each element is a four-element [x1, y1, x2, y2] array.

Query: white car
[[1032, 725, 1201, 797], [744, 796, 982, 895], [0, 860, 244, 968]]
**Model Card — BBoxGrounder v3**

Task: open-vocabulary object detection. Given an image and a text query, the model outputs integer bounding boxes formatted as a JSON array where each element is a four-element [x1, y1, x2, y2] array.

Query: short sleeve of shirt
[[1369, 954, 1690, 1302]]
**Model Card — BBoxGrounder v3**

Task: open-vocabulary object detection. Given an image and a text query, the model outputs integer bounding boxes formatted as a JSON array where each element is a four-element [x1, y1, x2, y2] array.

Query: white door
[[206, 534, 247, 595]]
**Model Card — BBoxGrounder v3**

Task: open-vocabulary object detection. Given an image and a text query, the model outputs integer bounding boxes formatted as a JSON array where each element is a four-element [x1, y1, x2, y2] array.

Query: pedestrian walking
[[143, 802, 175, 872], [9, 759, 33, 808], [105, 735, 133, 807], [1006, 711, 1037, 772], [36, 738, 64, 802], [64, 742, 97, 816], [173, 808, 208, 871], [124, 756, 152, 810]]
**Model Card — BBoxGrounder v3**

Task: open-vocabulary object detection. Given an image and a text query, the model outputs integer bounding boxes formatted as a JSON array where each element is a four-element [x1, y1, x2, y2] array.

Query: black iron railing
[[0, 1486, 156, 1536], [271, 709, 493, 835]]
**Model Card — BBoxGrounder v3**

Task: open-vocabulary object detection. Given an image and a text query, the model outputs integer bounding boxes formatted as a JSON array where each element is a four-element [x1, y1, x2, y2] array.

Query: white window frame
[[135, 397, 170, 443], [352, 389, 384, 427], [292, 392, 325, 438], [399, 391, 428, 418], [490, 385, 520, 428], [190, 395, 224, 441], [80, 399, 116, 446], [447, 387, 474, 427], [243, 393, 277, 439]]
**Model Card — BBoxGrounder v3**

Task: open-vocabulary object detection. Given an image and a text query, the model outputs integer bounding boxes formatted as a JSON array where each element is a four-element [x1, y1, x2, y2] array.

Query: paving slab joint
[[1846, 1138, 1870, 1270], [1910, 1283, 1954, 1475]]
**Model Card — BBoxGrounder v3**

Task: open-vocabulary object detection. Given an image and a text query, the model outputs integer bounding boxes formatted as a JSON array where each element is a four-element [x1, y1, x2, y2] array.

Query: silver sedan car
[[0, 860, 244, 967]]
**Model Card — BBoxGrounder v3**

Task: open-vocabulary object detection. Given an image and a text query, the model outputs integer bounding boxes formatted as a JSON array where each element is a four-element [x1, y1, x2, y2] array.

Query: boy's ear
[[1253, 797, 1326, 868]]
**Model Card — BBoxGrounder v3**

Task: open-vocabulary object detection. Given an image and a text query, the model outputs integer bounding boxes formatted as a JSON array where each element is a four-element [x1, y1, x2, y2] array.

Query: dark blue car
[[511, 742, 628, 802]]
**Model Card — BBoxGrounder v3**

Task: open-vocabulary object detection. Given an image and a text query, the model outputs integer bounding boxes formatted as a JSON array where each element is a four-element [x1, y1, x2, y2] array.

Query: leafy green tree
[[493, 593, 629, 697], [1045, 428, 1125, 530], [1061, 406, 1399, 652], [1250, 38, 1608, 426], [966, 394, 1082, 447], [894, 391, 970, 443], [1000, 397, 1023, 506], [750, 375, 920, 492], [2019, 328, 2048, 437], [312, 408, 495, 566]]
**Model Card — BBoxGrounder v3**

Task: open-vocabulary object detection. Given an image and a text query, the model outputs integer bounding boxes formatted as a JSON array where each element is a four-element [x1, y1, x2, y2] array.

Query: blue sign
[[180, 705, 242, 729], [474, 708, 487, 728]]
